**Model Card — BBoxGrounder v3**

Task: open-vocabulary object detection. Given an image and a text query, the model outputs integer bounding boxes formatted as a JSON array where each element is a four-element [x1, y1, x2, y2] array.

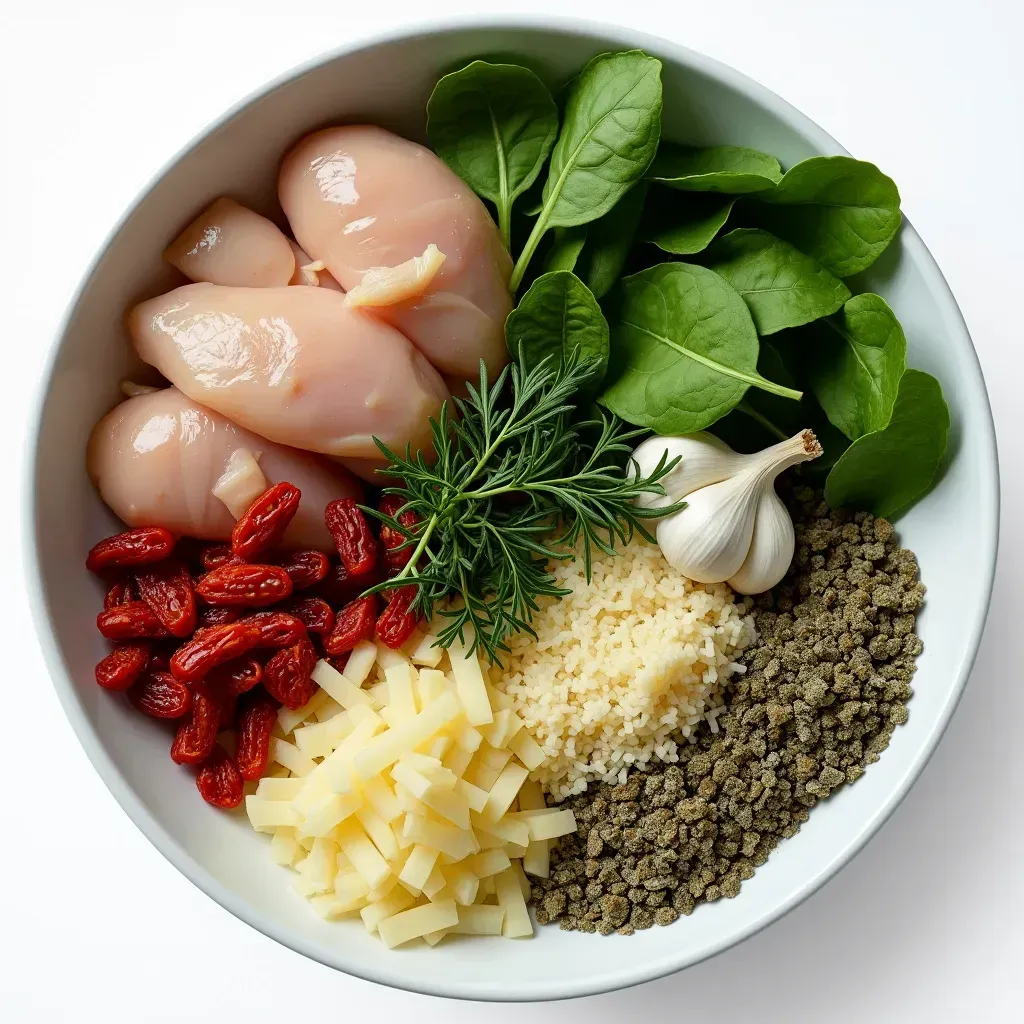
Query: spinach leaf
[[704, 228, 851, 335], [648, 143, 781, 193], [598, 262, 801, 434], [643, 189, 736, 254], [575, 183, 647, 298], [510, 50, 662, 291], [754, 156, 901, 277], [505, 271, 610, 389], [824, 369, 949, 517], [801, 293, 907, 440], [427, 61, 558, 249], [544, 227, 588, 272]]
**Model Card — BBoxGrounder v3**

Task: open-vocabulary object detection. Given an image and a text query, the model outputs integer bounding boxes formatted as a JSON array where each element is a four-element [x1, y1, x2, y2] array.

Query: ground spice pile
[[530, 488, 925, 935]]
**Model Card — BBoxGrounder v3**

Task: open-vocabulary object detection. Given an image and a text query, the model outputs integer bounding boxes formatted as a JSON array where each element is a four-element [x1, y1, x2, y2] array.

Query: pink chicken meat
[[278, 125, 512, 381], [126, 282, 448, 466], [87, 388, 362, 549]]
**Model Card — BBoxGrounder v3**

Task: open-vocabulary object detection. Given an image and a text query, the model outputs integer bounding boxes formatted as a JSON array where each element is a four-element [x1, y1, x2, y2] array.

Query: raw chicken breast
[[163, 198, 296, 287], [287, 240, 343, 290], [87, 388, 362, 548], [126, 282, 448, 463], [278, 125, 512, 381]]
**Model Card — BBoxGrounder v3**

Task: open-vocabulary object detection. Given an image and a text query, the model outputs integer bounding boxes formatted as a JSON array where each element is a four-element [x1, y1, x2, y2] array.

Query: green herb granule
[[531, 487, 924, 935]]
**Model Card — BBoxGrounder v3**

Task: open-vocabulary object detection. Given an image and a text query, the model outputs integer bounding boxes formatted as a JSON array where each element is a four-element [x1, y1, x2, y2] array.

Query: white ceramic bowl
[[25, 15, 998, 1002]]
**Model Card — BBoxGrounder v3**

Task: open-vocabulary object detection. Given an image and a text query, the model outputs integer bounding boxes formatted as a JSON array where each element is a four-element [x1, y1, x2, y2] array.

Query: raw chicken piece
[[164, 198, 295, 287], [87, 388, 362, 548], [278, 125, 512, 381], [287, 240, 343, 290], [126, 282, 448, 463]]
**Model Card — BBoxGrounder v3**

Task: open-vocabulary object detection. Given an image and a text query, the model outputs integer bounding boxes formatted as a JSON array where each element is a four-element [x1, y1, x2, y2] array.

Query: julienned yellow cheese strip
[[248, 646, 576, 948]]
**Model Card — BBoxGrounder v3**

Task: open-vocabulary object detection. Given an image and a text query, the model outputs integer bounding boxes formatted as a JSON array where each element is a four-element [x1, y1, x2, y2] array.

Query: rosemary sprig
[[361, 351, 683, 662]]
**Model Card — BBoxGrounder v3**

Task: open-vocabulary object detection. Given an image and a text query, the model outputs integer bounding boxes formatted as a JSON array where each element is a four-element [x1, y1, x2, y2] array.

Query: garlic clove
[[656, 471, 762, 584], [631, 432, 742, 512], [727, 486, 795, 595]]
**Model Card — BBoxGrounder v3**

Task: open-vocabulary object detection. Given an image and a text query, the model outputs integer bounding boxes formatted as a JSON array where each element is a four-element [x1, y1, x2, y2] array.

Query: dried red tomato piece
[[313, 561, 372, 607], [262, 637, 318, 709], [199, 544, 243, 571], [231, 482, 301, 560], [170, 683, 220, 764], [103, 580, 135, 610], [325, 499, 379, 578], [375, 586, 419, 649], [128, 669, 192, 718], [196, 743, 244, 808], [207, 656, 263, 696], [378, 494, 420, 569], [95, 643, 150, 691], [135, 559, 197, 638], [324, 595, 378, 656], [86, 527, 176, 573], [235, 696, 279, 781], [241, 610, 308, 648], [286, 596, 335, 637], [195, 564, 293, 607], [97, 602, 169, 640], [170, 622, 261, 683], [271, 549, 330, 590], [199, 605, 240, 627]]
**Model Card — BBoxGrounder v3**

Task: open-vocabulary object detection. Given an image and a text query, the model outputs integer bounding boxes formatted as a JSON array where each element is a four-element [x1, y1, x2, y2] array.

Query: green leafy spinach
[[510, 50, 663, 291], [824, 369, 949, 517], [427, 61, 558, 250], [704, 228, 851, 335], [598, 262, 801, 434], [648, 143, 782, 193], [753, 155, 902, 277]]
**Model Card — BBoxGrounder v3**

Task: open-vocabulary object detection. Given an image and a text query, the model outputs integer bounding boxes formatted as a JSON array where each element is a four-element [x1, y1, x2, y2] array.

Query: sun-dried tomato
[[195, 563, 292, 607], [134, 559, 196, 638], [199, 605, 240, 627], [286, 596, 334, 637], [262, 637, 318, 709], [375, 585, 419, 649], [241, 610, 308, 648], [86, 526, 176, 573], [231, 482, 301, 560], [95, 643, 150, 691], [103, 580, 135, 610], [128, 669, 192, 718], [199, 543, 244, 571], [325, 498, 379, 578], [170, 683, 220, 764], [324, 595, 377, 655], [97, 602, 169, 640], [235, 696, 278, 781], [196, 743, 244, 808], [271, 549, 329, 590], [169, 622, 260, 683], [313, 561, 375, 607], [378, 494, 420, 569], [207, 656, 263, 696]]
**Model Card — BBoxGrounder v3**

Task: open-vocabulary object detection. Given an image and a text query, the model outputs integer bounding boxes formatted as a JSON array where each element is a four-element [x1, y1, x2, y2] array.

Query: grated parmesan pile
[[493, 537, 754, 802]]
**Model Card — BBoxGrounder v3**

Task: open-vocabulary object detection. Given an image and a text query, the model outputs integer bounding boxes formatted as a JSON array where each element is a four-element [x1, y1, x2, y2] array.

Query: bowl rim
[[24, 11, 1000, 1003]]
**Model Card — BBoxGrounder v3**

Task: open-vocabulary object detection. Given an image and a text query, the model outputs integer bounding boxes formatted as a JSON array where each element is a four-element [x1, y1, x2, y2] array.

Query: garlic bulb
[[639, 430, 822, 594], [630, 432, 743, 513]]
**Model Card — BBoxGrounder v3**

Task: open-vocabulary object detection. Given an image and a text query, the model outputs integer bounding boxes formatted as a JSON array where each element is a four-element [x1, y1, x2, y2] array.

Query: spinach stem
[[736, 401, 788, 441], [750, 377, 803, 401], [510, 208, 550, 293]]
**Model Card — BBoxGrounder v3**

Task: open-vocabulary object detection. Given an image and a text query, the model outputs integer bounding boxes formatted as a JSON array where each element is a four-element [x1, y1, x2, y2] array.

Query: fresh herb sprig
[[362, 352, 683, 662]]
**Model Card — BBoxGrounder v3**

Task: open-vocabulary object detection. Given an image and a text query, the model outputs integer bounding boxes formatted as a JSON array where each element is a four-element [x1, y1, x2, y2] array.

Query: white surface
[[1, 0, 1020, 1018]]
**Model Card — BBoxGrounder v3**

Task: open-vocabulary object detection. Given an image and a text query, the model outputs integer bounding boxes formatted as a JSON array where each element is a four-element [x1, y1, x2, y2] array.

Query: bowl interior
[[28, 19, 997, 1002]]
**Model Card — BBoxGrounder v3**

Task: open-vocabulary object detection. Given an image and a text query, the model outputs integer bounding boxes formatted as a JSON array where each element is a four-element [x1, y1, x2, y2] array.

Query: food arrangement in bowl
[[79, 45, 951, 952]]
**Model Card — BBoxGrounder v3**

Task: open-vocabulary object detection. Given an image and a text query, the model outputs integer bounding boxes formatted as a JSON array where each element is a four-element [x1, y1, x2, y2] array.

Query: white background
[[2, 0, 1021, 1020]]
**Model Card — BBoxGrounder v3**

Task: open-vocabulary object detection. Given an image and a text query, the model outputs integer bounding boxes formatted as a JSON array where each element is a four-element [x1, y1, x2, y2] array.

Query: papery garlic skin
[[648, 429, 822, 591], [727, 486, 795, 594], [631, 432, 742, 513], [656, 470, 762, 583]]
